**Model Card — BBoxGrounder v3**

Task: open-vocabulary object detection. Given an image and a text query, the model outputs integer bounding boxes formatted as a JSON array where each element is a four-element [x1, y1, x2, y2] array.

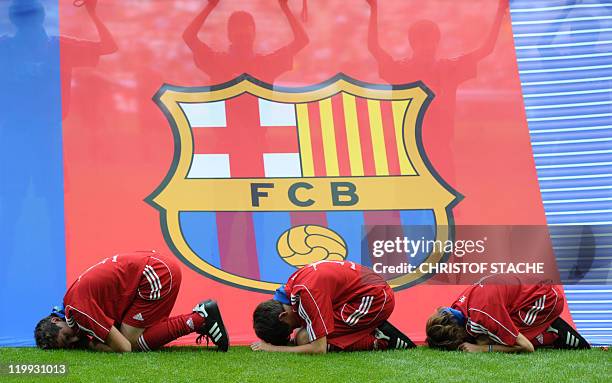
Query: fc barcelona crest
[[146, 74, 460, 292]]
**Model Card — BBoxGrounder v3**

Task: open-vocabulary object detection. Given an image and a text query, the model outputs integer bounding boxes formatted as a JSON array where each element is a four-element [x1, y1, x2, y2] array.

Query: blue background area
[[511, 0, 612, 345], [0, 0, 65, 346]]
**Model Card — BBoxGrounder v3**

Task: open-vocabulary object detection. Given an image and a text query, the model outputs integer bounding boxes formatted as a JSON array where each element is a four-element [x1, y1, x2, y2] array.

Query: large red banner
[[60, 0, 564, 344]]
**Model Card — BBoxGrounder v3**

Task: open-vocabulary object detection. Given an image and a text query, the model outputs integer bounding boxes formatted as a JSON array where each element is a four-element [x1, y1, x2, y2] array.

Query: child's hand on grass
[[251, 341, 274, 352], [459, 342, 484, 353]]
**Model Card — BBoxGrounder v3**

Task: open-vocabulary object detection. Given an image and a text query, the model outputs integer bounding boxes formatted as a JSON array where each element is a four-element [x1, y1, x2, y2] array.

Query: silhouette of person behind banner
[[0, 0, 117, 120], [366, 0, 507, 185], [0, 0, 117, 276], [183, 0, 309, 84]]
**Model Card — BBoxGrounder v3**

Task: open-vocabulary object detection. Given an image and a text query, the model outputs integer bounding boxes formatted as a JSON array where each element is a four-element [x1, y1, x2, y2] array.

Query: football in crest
[[276, 225, 348, 268]]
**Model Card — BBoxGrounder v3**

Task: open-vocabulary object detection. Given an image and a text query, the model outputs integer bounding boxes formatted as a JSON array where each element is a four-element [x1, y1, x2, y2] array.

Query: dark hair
[[425, 308, 470, 351], [34, 315, 62, 349], [253, 300, 292, 346]]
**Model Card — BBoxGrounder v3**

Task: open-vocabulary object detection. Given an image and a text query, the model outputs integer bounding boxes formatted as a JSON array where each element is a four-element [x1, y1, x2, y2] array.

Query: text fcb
[[147, 74, 459, 292]]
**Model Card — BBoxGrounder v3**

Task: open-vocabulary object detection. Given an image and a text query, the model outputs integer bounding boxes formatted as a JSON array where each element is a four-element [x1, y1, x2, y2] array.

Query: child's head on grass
[[34, 315, 82, 350], [425, 307, 470, 350], [252, 299, 298, 346]]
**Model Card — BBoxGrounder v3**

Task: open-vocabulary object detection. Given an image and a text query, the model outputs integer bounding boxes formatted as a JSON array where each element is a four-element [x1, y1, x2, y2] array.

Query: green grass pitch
[[0, 347, 609, 382]]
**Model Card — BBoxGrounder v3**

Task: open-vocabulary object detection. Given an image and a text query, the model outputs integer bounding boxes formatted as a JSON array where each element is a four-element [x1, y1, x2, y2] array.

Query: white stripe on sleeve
[[298, 302, 316, 342]]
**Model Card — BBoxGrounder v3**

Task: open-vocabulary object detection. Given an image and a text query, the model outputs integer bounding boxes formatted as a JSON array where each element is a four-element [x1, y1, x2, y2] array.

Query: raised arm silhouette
[[366, 0, 508, 185], [61, 0, 118, 118], [183, 0, 309, 84]]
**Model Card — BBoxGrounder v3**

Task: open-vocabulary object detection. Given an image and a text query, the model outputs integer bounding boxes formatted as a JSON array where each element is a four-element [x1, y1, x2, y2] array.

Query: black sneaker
[[375, 321, 416, 350], [549, 318, 590, 349], [193, 299, 230, 352]]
